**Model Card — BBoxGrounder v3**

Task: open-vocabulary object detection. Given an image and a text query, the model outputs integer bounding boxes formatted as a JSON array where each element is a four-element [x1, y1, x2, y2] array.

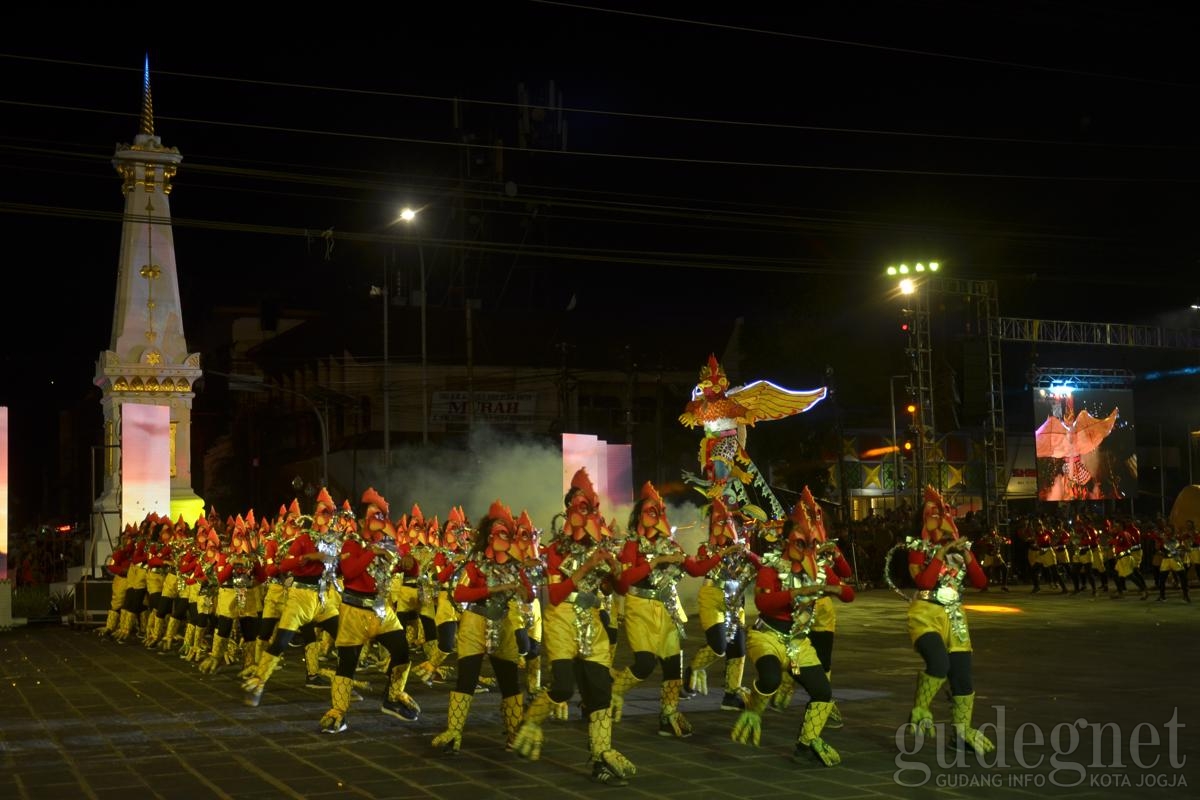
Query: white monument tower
[[90, 56, 204, 571]]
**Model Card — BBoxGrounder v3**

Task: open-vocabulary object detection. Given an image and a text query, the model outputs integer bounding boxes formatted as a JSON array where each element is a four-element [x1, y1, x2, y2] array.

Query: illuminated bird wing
[[1035, 415, 1071, 459], [1071, 408, 1119, 457], [727, 380, 828, 426]]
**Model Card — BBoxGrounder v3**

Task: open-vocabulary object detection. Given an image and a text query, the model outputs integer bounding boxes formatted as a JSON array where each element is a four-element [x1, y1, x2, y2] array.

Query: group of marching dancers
[[971, 514, 1195, 602], [94, 470, 995, 785]]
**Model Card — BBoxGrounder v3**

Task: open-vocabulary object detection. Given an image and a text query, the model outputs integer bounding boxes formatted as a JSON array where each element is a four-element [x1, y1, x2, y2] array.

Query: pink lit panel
[[561, 433, 633, 521], [120, 404, 172, 528]]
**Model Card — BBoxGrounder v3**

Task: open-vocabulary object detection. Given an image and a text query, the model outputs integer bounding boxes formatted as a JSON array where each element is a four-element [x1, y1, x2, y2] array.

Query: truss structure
[[903, 276, 1197, 529]]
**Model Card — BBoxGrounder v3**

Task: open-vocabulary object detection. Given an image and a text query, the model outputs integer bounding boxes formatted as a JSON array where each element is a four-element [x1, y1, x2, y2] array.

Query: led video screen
[[1033, 386, 1136, 501]]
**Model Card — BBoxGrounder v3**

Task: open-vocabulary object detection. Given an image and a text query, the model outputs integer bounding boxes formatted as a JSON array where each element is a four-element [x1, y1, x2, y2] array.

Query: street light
[[218, 372, 329, 488], [886, 261, 939, 298], [400, 206, 429, 446]]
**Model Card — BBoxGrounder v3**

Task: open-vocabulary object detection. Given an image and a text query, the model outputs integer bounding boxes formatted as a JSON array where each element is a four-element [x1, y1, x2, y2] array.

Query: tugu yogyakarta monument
[[89, 56, 204, 570]]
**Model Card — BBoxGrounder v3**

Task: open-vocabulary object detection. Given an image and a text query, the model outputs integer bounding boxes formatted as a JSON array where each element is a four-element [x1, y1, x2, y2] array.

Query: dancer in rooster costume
[[768, 488, 854, 725], [905, 486, 994, 755], [96, 525, 136, 639], [730, 494, 853, 766], [511, 467, 634, 786], [241, 489, 343, 706], [610, 481, 693, 738], [432, 500, 535, 754], [414, 506, 470, 685], [140, 518, 175, 648], [512, 510, 546, 698], [683, 496, 759, 711], [197, 513, 265, 676], [239, 500, 301, 676], [317, 487, 421, 734], [112, 516, 152, 643], [153, 516, 194, 653], [405, 504, 441, 674], [1154, 524, 1191, 602], [181, 517, 222, 663]]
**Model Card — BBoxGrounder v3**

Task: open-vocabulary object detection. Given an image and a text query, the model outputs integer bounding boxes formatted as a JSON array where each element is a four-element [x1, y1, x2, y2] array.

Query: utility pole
[[383, 253, 390, 499]]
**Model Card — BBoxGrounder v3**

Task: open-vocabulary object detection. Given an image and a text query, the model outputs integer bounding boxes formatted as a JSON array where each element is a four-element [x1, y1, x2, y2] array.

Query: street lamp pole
[[889, 374, 907, 510], [400, 207, 428, 446], [382, 254, 390, 498], [220, 372, 329, 487], [418, 236, 428, 446]]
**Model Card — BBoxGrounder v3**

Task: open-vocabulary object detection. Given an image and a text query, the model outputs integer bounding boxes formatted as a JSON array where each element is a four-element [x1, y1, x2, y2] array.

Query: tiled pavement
[[1, 587, 1197, 799]]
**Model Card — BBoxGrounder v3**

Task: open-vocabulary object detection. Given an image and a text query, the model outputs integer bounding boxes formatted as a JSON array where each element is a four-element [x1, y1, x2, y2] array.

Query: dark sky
[[3, 3, 1200, 520]]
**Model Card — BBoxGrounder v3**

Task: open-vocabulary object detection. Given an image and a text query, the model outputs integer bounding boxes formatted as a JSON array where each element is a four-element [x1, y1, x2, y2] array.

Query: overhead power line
[[2, 52, 1198, 153], [528, 1, 1200, 89], [2, 98, 1195, 184]]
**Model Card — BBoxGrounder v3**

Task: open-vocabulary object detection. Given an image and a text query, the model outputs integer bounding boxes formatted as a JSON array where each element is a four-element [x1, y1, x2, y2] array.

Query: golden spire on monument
[[139, 53, 155, 137]]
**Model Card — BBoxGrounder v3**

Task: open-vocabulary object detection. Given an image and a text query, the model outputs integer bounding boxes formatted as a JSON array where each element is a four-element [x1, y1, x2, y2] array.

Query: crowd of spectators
[[827, 503, 1185, 591], [6, 527, 87, 586]]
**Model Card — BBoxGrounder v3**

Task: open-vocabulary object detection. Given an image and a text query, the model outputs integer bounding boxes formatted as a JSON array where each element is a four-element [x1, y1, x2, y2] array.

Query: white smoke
[[347, 424, 714, 611]]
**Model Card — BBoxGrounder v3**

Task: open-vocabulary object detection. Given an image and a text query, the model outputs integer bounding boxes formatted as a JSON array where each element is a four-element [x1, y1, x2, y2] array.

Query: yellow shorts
[[623, 593, 682, 658], [696, 582, 748, 633], [194, 587, 215, 615], [215, 584, 263, 618], [746, 626, 821, 674], [160, 572, 182, 601], [434, 590, 464, 626], [145, 570, 165, 596], [811, 595, 837, 634], [261, 582, 289, 619], [109, 575, 128, 612], [907, 599, 972, 652], [335, 602, 403, 647], [388, 576, 420, 615], [543, 601, 611, 665], [507, 597, 543, 641], [277, 584, 340, 631], [458, 607, 520, 661], [126, 564, 148, 592]]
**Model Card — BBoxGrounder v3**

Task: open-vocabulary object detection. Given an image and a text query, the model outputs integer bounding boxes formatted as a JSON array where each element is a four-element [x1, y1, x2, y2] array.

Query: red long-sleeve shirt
[[544, 542, 598, 607], [453, 560, 533, 604], [106, 544, 133, 578], [338, 539, 381, 594], [684, 543, 763, 578], [146, 542, 173, 570], [909, 548, 987, 591], [615, 538, 684, 594], [825, 547, 853, 579], [276, 533, 325, 579], [754, 557, 854, 625]]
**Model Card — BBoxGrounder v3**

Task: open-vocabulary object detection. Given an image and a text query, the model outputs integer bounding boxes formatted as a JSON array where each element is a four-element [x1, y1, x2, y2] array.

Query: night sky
[[3, 3, 1199, 525]]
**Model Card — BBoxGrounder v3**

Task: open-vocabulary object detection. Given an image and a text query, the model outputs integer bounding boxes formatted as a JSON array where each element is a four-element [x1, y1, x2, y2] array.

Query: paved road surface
[[1, 587, 1196, 799]]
